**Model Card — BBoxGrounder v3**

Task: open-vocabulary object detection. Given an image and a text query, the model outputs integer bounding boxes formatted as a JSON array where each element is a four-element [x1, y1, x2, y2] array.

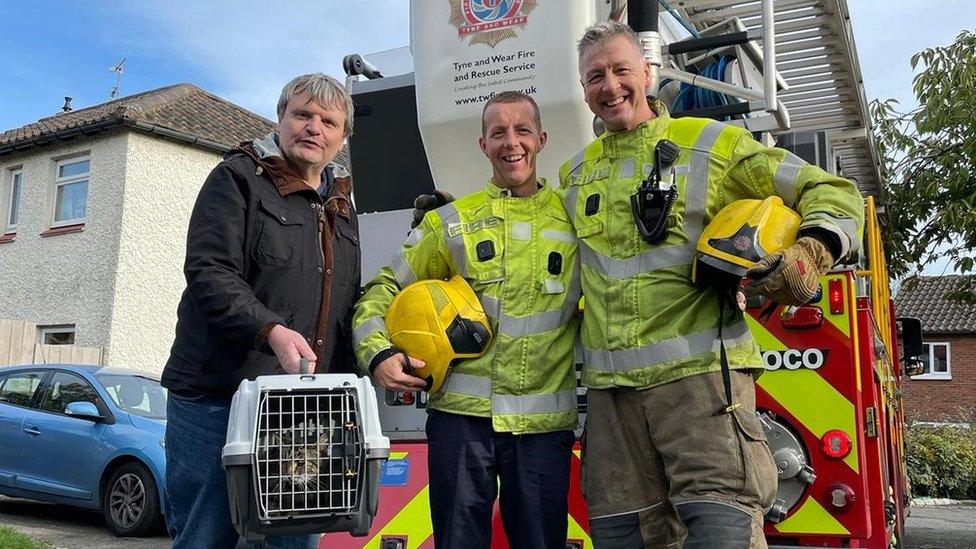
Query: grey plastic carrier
[[222, 369, 389, 543]]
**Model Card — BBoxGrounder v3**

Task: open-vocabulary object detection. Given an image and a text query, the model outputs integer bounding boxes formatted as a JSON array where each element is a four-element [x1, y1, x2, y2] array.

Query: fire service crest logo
[[449, 0, 538, 47]]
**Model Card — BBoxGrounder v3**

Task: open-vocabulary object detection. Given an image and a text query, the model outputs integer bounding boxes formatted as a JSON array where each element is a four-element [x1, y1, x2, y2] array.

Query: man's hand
[[742, 236, 834, 306], [373, 353, 429, 392], [411, 190, 455, 229], [267, 324, 317, 374]]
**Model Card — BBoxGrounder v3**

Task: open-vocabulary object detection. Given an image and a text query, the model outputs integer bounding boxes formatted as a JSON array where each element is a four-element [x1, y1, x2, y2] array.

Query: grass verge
[[0, 525, 51, 549]]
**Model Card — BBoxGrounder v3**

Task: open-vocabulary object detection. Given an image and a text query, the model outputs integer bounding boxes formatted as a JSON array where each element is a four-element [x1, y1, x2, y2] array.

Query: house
[[0, 84, 277, 373], [895, 275, 976, 423]]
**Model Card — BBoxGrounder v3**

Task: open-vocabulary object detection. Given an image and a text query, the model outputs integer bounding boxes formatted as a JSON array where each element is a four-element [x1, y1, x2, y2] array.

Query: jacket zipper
[[315, 203, 326, 268]]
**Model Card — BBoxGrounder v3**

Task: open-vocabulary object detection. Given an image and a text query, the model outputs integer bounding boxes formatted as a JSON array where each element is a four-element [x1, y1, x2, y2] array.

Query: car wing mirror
[[65, 401, 105, 422]]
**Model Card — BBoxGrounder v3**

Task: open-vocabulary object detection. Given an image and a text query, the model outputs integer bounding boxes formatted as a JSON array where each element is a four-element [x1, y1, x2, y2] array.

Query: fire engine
[[324, 1, 925, 547]]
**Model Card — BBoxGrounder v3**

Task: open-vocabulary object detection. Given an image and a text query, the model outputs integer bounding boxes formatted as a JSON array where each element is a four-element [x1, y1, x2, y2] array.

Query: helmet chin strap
[[398, 350, 433, 392]]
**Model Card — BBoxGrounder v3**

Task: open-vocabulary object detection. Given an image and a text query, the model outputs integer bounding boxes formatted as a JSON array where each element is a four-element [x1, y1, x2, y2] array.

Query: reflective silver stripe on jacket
[[619, 157, 636, 179], [353, 316, 386, 347], [442, 373, 577, 415], [773, 151, 806, 208], [801, 213, 861, 256], [577, 123, 723, 280], [477, 266, 580, 338], [439, 202, 469, 277], [583, 321, 752, 372], [541, 229, 575, 243], [563, 185, 580, 222], [391, 249, 417, 286], [493, 390, 577, 415], [442, 372, 491, 398], [404, 227, 424, 247], [580, 241, 694, 279], [684, 121, 725, 247], [568, 148, 587, 177], [511, 221, 532, 241]]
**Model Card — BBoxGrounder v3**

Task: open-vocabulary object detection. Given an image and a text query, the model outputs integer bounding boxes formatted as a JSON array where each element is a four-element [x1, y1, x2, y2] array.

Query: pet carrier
[[222, 360, 389, 543]]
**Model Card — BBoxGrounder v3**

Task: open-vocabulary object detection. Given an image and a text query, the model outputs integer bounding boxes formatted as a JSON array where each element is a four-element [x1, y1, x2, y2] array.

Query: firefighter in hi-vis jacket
[[353, 91, 581, 549], [563, 21, 865, 548]]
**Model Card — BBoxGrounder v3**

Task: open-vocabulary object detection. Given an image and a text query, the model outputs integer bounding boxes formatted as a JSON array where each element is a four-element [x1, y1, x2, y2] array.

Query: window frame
[[38, 324, 76, 345], [5, 168, 23, 233], [0, 369, 49, 409], [913, 341, 952, 380], [36, 370, 107, 417], [51, 156, 90, 228]]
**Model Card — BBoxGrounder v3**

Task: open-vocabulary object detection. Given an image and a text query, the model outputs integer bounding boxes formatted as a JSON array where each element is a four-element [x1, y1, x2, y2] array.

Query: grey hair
[[276, 73, 354, 136], [576, 20, 642, 58]]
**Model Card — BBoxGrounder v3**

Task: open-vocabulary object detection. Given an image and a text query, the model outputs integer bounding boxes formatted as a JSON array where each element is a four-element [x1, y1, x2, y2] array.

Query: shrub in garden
[[905, 421, 976, 499]]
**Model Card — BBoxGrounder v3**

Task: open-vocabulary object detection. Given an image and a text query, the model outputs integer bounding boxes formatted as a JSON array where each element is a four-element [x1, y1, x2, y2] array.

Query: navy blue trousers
[[426, 410, 574, 549]]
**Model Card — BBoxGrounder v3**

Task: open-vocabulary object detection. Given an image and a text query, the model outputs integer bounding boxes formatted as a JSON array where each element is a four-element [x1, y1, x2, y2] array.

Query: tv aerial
[[109, 58, 126, 99]]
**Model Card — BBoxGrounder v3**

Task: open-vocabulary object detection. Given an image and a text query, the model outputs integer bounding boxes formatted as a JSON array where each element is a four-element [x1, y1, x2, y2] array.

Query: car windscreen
[[96, 374, 167, 420]]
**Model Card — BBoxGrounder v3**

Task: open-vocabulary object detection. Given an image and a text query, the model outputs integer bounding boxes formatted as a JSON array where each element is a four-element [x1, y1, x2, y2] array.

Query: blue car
[[0, 363, 167, 537]]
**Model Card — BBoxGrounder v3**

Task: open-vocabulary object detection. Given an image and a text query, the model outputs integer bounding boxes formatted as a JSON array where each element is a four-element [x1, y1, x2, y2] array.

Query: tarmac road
[[2, 495, 975, 548], [0, 495, 168, 548], [903, 502, 976, 548]]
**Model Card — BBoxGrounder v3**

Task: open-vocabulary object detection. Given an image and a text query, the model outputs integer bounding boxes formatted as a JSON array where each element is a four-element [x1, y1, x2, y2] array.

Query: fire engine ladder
[[665, 0, 881, 197]]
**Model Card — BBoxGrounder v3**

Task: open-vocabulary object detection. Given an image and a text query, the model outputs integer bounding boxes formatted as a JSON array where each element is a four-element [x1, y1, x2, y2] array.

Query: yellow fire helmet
[[692, 196, 801, 288], [384, 275, 493, 395]]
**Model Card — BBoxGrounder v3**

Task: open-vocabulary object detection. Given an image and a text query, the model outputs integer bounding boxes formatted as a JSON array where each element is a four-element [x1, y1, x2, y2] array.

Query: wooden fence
[[0, 319, 104, 366]]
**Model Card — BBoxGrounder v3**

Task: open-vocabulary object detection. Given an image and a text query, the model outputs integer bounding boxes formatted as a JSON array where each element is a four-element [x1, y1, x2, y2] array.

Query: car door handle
[[23, 426, 41, 436]]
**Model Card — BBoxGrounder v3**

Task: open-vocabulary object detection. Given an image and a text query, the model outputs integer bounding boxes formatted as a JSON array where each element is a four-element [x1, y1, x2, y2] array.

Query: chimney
[[62, 96, 73, 113]]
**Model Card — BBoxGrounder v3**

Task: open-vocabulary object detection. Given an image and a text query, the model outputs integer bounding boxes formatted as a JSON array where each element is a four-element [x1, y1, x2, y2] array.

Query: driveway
[[3, 494, 975, 548]]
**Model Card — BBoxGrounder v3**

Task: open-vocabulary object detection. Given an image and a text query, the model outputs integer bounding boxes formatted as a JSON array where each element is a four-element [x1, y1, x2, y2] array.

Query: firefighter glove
[[742, 236, 834, 306], [411, 190, 455, 228]]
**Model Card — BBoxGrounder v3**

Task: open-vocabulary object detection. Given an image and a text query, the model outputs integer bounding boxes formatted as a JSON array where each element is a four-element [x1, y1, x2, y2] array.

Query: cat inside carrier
[[223, 364, 389, 543]]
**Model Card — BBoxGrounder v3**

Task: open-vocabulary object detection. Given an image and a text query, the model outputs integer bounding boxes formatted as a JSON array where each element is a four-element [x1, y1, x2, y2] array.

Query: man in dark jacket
[[161, 73, 360, 549]]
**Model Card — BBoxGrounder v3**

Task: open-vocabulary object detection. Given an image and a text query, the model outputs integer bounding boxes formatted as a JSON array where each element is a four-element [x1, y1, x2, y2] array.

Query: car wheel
[[103, 461, 164, 537]]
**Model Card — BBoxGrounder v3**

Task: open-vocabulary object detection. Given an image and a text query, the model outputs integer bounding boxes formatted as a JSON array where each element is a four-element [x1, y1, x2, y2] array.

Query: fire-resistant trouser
[[426, 409, 575, 549], [582, 371, 778, 549]]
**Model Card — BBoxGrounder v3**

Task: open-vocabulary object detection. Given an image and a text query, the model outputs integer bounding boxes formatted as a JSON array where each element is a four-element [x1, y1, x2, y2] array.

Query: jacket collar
[[237, 133, 354, 218], [238, 132, 326, 197], [483, 178, 552, 211]]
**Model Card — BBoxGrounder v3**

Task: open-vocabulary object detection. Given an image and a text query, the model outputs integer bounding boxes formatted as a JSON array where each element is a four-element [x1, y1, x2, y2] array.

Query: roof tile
[[1, 82, 350, 170], [894, 275, 976, 334]]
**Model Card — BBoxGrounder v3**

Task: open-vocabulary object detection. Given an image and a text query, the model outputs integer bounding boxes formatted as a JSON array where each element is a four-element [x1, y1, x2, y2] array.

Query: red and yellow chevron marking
[[322, 443, 591, 548], [747, 273, 870, 538]]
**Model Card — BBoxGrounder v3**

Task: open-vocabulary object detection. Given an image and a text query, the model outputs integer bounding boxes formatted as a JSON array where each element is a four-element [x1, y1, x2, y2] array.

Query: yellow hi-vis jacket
[[558, 103, 864, 390], [353, 181, 581, 434]]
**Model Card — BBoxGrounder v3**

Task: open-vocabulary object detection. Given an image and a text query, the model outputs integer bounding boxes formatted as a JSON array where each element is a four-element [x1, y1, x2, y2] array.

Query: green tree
[[871, 29, 976, 301]]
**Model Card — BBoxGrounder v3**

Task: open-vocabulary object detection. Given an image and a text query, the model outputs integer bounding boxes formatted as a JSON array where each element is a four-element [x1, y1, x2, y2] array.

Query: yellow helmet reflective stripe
[[384, 275, 493, 395], [693, 196, 801, 285]]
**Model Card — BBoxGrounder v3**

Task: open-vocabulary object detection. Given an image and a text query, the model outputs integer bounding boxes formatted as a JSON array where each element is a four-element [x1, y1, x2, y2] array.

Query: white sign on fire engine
[[410, 0, 603, 198]]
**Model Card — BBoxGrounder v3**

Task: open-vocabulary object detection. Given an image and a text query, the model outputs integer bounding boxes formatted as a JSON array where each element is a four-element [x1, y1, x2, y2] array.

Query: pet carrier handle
[[300, 357, 311, 375]]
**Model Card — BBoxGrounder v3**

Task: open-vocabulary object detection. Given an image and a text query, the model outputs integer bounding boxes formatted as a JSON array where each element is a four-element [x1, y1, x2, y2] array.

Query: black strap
[[714, 297, 741, 416]]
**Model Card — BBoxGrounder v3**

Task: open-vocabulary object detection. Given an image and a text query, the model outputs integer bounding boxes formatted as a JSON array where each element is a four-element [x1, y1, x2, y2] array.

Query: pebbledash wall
[[0, 130, 221, 373], [902, 335, 976, 422]]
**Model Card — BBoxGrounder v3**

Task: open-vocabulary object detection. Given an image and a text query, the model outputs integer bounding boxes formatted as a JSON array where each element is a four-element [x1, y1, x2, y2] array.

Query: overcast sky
[[1, 1, 973, 273]]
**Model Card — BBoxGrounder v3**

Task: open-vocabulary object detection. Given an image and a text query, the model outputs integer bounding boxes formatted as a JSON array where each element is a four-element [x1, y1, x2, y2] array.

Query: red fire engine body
[[326, 203, 911, 549], [322, 1, 913, 546]]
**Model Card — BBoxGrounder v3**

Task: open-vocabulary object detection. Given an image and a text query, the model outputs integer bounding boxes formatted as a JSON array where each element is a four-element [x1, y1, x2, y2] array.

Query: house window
[[915, 342, 951, 379], [5, 169, 22, 232], [53, 157, 89, 226], [38, 324, 76, 345]]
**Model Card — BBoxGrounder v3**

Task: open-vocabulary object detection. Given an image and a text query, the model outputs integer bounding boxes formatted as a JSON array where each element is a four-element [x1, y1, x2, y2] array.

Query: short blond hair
[[277, 73, 354, 136]]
